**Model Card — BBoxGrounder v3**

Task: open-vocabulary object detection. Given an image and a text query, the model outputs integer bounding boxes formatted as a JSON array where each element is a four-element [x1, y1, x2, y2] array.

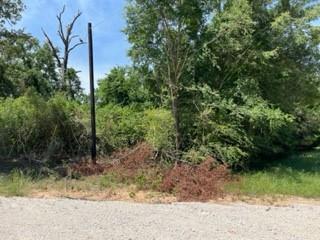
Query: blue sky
[[17, 0, 130, 91]]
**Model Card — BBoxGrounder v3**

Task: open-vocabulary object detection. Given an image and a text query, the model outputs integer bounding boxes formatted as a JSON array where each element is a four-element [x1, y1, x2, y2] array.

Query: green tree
[[65, 68, 83, 100], [125, 0, 212, 150], [0, 32, 58, 97], [0, 0, 24, 30], [96, 66, 150, 107]]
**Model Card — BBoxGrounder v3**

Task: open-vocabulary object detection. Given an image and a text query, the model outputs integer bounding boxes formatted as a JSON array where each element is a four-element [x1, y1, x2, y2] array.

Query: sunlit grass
[[0, 167, 164, 198], [0, 170, 32, 197], [227, 148, 320, 198]]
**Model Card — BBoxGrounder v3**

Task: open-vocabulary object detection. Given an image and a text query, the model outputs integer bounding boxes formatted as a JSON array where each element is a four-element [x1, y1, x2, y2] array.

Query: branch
[[176, 46, 191, 81], [66, 10, 82, 40], [57, 5, 66, 42], [68, 34, 79, 44], [42, 28, 62, 68], [68, 41, 85, 53]]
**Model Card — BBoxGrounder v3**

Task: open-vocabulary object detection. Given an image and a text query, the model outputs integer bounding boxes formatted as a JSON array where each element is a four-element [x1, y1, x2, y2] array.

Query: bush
[[96, 106, 175, 154], [190, 85, 294, 166], [0, 91, 89, 161], [293, 107, 320, 149], [96, 104, 144, 153], [46, 94, 90, 157], [142, 109, 174, 152]]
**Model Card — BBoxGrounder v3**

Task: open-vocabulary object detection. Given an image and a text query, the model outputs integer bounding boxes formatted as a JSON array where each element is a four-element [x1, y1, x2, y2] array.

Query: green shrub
[[293, 107, 320, 149], [0, 91, 89, 161], [142, 109, 174, 151], [182, 147, 209, 165], [191, 85, 294, 166], [46, 94, 90, 157], [96, 105, 175, 154], [96, 104, 143, 153]]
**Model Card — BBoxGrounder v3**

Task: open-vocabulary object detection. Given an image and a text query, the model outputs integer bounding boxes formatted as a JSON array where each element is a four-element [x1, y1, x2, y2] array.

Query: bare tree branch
[[42, 28, 62, 68], [56, 5, 66, 42], [66, 11, 82, 39], [41, 5, 83, 99], [68, 34, 79, 44], [68, 42, 85, 53]]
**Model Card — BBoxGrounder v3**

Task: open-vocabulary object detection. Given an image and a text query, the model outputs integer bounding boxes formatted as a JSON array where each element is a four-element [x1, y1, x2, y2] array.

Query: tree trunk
[[171, 91, 181, 150]]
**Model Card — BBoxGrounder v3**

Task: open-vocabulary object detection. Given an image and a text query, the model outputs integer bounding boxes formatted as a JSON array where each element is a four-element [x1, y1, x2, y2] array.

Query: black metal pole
[[88, 22, 97, 164]]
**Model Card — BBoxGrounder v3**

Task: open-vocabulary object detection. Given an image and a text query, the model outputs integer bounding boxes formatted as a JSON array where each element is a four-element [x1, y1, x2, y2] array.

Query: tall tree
[[42, 5, 85, 99], [0, 0, 24, 97], [125, 0, 211, 150]]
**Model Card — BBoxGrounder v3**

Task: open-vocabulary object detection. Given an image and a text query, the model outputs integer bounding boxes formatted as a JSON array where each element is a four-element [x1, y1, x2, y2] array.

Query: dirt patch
[[31, 189, 176, 204]]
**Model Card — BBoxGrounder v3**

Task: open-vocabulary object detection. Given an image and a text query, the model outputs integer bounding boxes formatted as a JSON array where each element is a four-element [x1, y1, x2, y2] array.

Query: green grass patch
[[99, 173, 127, 189], [0, 170, 32, 197], [227, 148, 320, 198]]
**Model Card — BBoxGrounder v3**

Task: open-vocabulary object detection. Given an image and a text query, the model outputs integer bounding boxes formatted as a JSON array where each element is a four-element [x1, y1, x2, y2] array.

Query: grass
[[0, 170, 32, 197], [0, 166, 164, 200], [1, 149, 319, 200], [227, 148, 320, 198]]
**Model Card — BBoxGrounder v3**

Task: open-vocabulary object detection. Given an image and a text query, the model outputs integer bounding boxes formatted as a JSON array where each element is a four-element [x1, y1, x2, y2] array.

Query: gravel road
[[0, 197, 319, 240]]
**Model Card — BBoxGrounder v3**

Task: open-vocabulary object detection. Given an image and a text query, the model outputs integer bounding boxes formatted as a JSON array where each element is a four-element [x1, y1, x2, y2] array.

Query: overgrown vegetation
[[0, 0, 320, 201], [0, 91, 89, 162]]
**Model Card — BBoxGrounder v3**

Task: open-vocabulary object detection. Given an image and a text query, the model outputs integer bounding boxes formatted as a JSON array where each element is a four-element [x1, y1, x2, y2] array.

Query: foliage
[[97, 67, 151, 107], [0, 91, 89, 161], [293, 106, 320, 149], [1, 0, 320, 169], [125, 0, 213, 150], [96, 104, 144, 153], [124, 0, 320, 166], [65, 68, 84, 100], [96, 106, 175, 153], [0, 0, 24, 29], [142, 109, 175, 152], [189, 85, 294, 165], [0, 32, 59, 97]]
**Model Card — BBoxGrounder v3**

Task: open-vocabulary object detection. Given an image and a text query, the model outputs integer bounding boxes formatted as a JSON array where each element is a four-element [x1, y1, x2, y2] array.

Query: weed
[[99, 173, 124, 189], [0, 170, 32, 196]]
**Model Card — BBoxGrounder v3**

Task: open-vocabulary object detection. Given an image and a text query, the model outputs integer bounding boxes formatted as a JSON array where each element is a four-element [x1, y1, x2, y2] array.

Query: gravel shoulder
[[0, 197, 320, 240]]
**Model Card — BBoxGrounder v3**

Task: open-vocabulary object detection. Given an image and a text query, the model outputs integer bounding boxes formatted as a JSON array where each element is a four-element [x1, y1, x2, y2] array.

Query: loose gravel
[[0, 197, 319, 240]]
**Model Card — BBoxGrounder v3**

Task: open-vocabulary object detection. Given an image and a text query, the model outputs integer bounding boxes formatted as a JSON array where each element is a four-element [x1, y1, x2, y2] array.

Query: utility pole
[[88, 22, 97, 164]]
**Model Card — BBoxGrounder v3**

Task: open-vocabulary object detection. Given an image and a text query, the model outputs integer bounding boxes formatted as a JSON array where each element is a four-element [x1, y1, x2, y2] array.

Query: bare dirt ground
[[0, 197, 320, 240]]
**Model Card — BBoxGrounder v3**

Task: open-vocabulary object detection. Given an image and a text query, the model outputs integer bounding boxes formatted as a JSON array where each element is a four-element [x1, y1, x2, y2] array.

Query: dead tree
[[42, 5, 85, 97]]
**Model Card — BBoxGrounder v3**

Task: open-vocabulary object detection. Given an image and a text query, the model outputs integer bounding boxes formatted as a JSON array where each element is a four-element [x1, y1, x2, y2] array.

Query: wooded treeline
[[1, 0, 320, 167]]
